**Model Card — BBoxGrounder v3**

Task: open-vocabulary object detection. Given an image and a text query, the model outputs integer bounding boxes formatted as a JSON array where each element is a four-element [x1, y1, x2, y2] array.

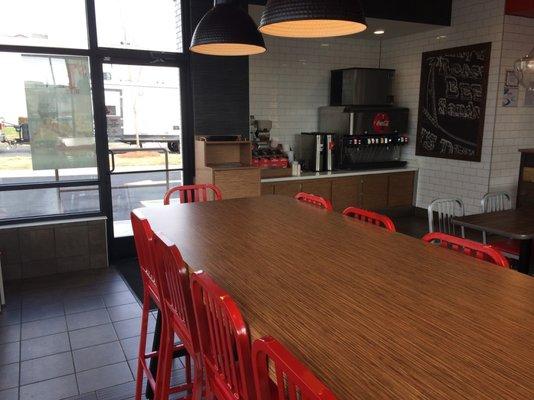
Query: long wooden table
[[137, 195, 534, 399], [453, 209, 534, 275]]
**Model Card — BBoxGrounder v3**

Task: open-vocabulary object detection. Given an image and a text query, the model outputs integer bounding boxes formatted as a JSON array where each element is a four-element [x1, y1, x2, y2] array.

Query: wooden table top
[[453, 209, 534, 240], [136, 195, 534, 399]]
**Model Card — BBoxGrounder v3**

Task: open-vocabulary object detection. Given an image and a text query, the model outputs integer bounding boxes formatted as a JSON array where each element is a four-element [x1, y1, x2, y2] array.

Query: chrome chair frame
[[427, 198, 465, 238]]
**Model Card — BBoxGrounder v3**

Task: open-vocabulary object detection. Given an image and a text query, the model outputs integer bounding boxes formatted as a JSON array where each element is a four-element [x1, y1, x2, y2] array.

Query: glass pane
[[95, 0, 183, 52], [104, 64, 182, 173], [0, 53, 98, 185], [112, 171, 183, 237], [0, 0, 88, 49], [0, 186, 100, 220]]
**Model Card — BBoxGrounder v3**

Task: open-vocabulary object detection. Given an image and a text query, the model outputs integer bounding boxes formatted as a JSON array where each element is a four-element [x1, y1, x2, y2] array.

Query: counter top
[[261, 167, 418, 183]]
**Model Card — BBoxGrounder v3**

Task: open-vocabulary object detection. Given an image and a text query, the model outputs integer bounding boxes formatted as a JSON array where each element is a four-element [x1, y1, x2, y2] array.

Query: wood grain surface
[[137, 195, 534, 399], [453, 209, 534, 239]]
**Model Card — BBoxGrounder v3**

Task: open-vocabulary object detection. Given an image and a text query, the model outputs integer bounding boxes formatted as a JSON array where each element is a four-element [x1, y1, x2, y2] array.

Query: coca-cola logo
[[372, 113, 391, 134]]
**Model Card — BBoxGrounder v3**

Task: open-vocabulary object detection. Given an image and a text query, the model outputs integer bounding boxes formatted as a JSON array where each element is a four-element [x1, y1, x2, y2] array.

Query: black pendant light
[[259, 0, 367, 38], [190, 0, 266, 56]]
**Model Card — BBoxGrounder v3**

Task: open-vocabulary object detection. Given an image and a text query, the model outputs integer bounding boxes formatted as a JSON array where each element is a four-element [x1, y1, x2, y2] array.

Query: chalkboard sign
[[415, 42, 492, 162]]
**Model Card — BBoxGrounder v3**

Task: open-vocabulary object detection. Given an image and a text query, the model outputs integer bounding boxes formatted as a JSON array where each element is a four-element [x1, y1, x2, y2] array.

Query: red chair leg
[[192, 355, 203, 400], [135, 291, 151, 400], [154, 322, 174, 400]]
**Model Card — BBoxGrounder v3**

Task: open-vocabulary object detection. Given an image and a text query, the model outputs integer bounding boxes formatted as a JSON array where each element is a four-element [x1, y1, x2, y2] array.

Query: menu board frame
[[415, 42, 492, 162]]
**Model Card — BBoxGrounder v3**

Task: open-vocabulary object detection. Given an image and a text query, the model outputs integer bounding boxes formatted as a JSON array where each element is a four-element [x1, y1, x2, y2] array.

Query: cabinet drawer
[[214, 169, 260, 199]]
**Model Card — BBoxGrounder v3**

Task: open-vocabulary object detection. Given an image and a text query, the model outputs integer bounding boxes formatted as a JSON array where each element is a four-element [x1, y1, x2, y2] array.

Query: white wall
[[248, 5, 380, 150], [249, 0, 534, 215], [381, 0, 506, 214], [490, 15, 534, 197]]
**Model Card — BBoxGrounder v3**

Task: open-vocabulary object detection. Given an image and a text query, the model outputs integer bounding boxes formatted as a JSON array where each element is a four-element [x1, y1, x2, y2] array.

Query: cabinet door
[[261, 183, 275, 196], [388, 172, 415, 208], [361, 174, 389, 210], [331, 177, 360, 212], [301, 180, 332, 201], [274, 182, 302, 198]]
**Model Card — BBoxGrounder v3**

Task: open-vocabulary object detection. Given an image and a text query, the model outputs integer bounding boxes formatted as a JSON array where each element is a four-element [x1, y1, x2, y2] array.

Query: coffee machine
[[296, 132, 335, 172]]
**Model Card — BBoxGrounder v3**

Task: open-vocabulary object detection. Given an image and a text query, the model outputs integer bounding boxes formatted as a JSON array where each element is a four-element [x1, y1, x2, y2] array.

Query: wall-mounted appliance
[[319, 106, 409, 170], [330, 68, 395, 106]]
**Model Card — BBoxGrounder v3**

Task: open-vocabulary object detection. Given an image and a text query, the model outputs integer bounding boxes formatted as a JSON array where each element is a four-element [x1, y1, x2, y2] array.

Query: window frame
[[0, 0, 194, 227]]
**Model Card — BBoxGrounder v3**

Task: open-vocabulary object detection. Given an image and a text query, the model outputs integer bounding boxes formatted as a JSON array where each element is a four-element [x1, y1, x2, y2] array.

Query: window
[[0, 53, 98, 185], [0, 0, 88, 49], [0, 0, 190, 231], [95, 0, 183, 52]]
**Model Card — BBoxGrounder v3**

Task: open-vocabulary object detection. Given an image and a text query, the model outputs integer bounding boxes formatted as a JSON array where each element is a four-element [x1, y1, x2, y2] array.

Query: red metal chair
[[131, 211, 189, 400], [252, 336, 337, 400], [153, 232, 203, 400], [294, 192, 333, 211], [342, 207, 396, 232], [191, 271, 255, 400], [163, 184, 222, 205], [422, 232, 510, 269]]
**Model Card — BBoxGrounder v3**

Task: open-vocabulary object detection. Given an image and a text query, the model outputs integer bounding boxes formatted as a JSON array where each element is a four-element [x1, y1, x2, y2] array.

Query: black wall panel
[[189, 0, 250, 136]]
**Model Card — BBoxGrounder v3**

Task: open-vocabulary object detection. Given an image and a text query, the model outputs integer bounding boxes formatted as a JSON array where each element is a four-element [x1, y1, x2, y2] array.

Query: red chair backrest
[[342, 207, 396, 232], [253, 336, 337, 400], [153, 232, 199, 353], [294, 192, 333, 211], [422, 232, 510, 268], [131, 211, 160, 299], [191, 271, 255, 400], [163, 184, 222, 205]]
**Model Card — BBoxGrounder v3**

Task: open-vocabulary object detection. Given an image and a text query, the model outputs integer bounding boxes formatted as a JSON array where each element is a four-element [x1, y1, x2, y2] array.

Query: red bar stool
[[252, 336, 337, 400], [191, 271, 255, 400], [294, 192, 333, 211], [153, 232, 203, 400], [164, 184, 222, 205], [342, 207, 396, 232], [422, 232, 510, 269], [131, 211, 190, 400]]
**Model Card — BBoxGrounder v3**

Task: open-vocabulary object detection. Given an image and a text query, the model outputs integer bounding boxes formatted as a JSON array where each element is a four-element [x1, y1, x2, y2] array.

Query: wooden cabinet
[[195, 137, 260, 200], [301, 180, 332, 201], [331, 177, 360, 212], [387, 172, 416, 208], [213, 168, 260, 199], [274, 182, 302, 198], [261, 183, 275, 196], [360, 174, 389, 210], [262, 171, 416, 212]]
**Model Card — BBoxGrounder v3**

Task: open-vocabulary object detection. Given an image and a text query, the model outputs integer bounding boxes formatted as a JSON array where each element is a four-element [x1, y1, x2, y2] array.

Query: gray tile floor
[[0, 269, 184, 400]]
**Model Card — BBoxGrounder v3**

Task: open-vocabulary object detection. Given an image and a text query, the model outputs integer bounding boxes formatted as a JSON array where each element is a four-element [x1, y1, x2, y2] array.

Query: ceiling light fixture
[[259, 0, 367, 39], [374, 29, 385, 35], [190, 0, 266, 56]]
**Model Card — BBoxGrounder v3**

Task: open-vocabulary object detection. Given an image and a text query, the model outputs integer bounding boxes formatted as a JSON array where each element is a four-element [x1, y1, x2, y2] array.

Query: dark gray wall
[[190, 0, 250, 136]]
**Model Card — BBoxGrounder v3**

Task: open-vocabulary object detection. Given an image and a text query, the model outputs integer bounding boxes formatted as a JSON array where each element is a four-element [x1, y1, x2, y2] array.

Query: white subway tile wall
[[249, 0, 534, 215], [381, 0, 507, 214], [248, 5, 380, 150]]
